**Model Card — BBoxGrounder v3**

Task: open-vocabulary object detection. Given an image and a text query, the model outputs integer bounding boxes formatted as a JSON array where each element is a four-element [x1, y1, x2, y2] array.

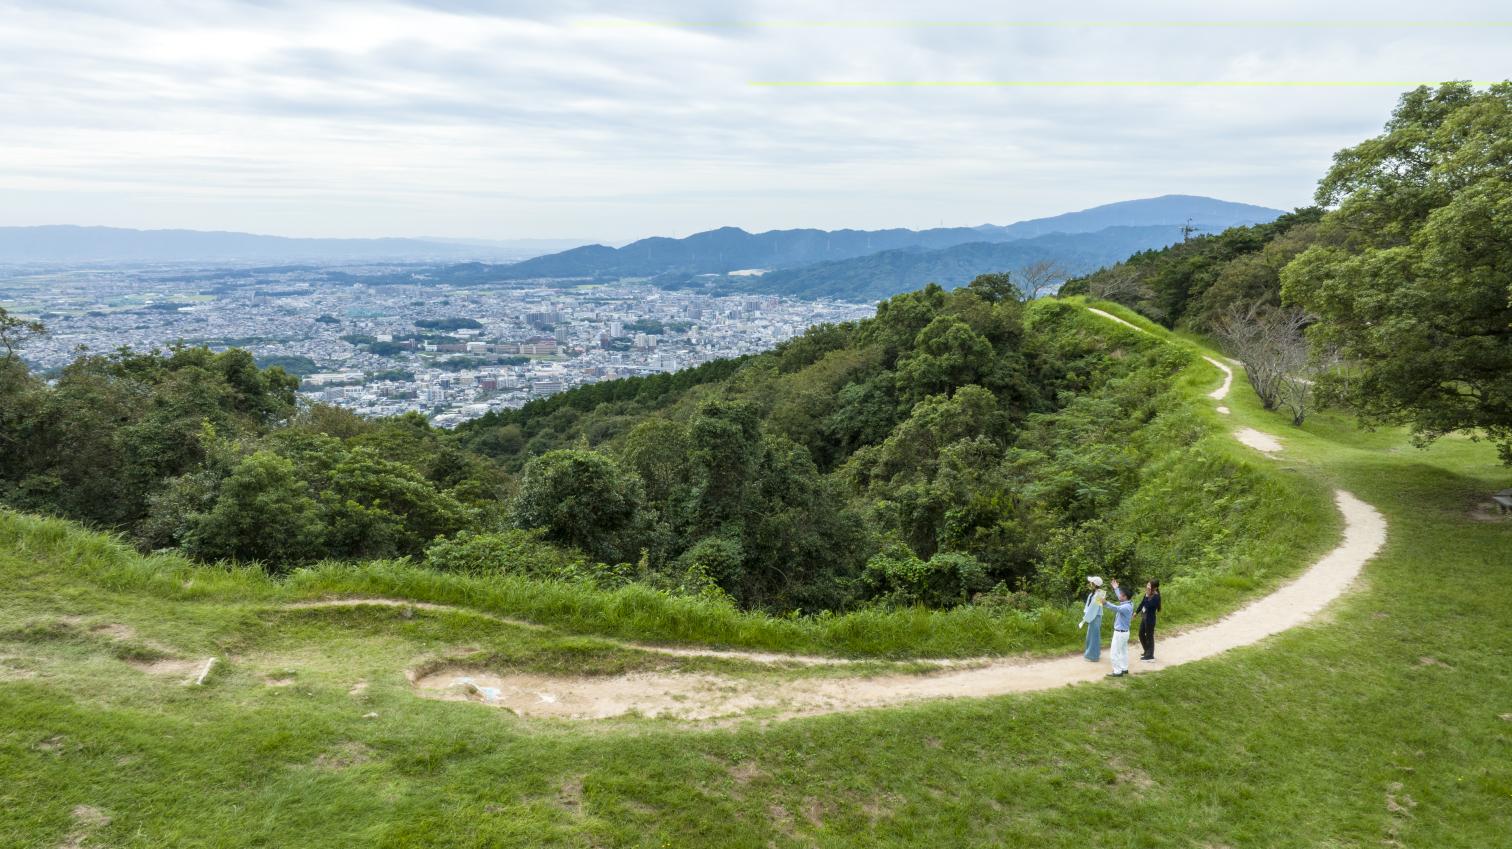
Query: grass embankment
[[3, 316, 1509, 847], [0, 300, 1329, 662]]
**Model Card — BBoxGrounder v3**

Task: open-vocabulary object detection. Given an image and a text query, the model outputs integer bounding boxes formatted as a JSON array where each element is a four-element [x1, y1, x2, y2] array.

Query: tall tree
[[510, 449, 644, 563], [1282, 82, 1512, 461], [183, 451, 326, 567]]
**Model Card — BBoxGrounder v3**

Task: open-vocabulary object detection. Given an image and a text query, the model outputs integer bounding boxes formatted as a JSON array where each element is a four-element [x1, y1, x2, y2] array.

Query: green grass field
[[3, 312, 1509, 847]]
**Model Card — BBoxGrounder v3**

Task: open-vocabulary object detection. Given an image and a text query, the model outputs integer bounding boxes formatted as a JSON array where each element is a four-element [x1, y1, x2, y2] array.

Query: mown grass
[[3, 319, 1509, 847]]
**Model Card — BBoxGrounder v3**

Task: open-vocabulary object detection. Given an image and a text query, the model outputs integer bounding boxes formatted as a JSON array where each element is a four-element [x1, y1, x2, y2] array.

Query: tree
[[510, 449, 643, 563], [1281, 82, 1512, 460], [183, 451, 326, 568], [894, 315, 995, 405], [1015, 259, 1069, 299], [1212, 301, 1314, 422], [618, 419, 691, 510], [685, 401, 762, 534], [963, 272, 1019, 304], [319, 448, 471, 559], [0, 306, 44, 361]]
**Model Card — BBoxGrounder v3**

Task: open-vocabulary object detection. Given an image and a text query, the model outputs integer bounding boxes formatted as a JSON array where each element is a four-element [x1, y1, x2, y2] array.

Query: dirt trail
[[1203, 356, 1234, 403], [1085, 307, 1148, 335], [1235, 427, 1284, 454], [414, 489, 1382, 720], [397, 309, 1387, 721]]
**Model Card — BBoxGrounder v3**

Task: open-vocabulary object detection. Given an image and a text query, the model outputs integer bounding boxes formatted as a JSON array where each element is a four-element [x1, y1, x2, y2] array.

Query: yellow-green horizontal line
[[579, 19, 1512, 29], [749, 80, 1495, 88]]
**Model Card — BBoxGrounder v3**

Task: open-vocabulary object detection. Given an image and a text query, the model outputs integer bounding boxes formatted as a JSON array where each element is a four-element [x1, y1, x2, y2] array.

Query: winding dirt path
[[307, 307, 1387, 721], [409, 488, 1382, 721]]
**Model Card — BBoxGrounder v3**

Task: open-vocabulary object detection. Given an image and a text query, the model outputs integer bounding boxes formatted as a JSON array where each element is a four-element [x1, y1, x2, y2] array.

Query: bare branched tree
[[1087, 264, 1144, 303], [1279, 343, 1342, 426], [1016, 259, 1069, 299], [1214, 301, 1319, 423]]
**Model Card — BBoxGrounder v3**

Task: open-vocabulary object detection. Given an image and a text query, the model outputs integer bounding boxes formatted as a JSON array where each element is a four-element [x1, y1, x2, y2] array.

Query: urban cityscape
[[2, 262, 875, 427]]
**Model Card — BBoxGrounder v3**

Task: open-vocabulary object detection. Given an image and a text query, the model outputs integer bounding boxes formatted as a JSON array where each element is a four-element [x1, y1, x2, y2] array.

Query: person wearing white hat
[[1078, 576, 1106, 661]]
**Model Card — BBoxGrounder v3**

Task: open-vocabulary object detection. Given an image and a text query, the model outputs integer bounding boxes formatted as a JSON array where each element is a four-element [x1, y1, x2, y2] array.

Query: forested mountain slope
[[731, 225, 1186, 301]]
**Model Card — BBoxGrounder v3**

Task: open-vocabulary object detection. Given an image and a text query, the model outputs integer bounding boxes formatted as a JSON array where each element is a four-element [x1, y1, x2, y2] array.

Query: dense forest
[[0, 273, 1268, 615]]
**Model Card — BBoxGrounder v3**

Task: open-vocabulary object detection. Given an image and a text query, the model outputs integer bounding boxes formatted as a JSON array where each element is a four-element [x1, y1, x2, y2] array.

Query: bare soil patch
[[1385, 781, 1417, 815], [57, 805, 110, 849], [128, 657, 205, 681], [1468, 503, 1511, 522], [729, 761, 767, 785], [313, 742, 372, 771], [89, 623, 135, 641], [1235, 427, 1284, 454], [557, 775, 585, 815]]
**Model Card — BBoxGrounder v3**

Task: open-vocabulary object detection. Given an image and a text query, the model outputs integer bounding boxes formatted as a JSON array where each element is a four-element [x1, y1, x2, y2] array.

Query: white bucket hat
[[1087, 576, 1104, 587]]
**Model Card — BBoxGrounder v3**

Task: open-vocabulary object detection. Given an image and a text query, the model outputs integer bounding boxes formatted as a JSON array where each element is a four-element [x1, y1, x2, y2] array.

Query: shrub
[[423, 529, 588, 579], [862, 544, 991, 608]]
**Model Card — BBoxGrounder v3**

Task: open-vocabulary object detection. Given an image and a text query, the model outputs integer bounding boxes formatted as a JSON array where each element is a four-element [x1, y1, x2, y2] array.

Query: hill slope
[[2, 308, 1506, 847]]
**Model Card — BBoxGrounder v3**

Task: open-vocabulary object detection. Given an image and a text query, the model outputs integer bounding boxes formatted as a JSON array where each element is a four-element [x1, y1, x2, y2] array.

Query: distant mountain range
[[725, 225, 1190, 302], [972, 194, 1282, 241], [0, 195, 1286, 302], [492, 195, 1283, 284], [0, 226, 586, 264]]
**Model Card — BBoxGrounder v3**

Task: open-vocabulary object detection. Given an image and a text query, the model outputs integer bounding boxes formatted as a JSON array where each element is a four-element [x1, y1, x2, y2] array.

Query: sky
[[1, 1, 1507, 243]]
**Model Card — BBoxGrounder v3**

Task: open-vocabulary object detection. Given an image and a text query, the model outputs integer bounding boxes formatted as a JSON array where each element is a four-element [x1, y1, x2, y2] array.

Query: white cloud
[[0, 0, 1505, 240]]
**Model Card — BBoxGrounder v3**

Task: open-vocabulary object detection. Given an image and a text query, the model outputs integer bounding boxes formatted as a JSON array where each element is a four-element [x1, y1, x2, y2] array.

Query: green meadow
[[3, 310, 1509, 847]]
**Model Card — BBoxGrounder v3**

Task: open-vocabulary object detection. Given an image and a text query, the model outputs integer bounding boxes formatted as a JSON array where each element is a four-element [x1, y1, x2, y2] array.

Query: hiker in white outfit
[[1103, 579, 1135, 677], [1078, 576, 1106, 661]]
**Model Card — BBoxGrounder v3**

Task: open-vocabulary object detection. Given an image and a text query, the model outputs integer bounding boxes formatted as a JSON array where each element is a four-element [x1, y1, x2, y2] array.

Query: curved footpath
[[291, 308, 1386, 721]]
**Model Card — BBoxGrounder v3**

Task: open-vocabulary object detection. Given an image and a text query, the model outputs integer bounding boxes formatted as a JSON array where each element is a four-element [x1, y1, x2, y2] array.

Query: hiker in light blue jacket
[[1103, 580, 1135, 677], [1078, 576, 1106, 661]]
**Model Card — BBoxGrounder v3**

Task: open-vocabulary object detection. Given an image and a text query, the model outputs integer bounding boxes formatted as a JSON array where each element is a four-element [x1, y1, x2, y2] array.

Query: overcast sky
[[1, 1, 1506, 242]]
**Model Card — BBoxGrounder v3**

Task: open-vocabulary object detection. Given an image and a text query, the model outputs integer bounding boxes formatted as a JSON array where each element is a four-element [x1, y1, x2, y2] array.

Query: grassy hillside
[[3, 308, 1508, 847]]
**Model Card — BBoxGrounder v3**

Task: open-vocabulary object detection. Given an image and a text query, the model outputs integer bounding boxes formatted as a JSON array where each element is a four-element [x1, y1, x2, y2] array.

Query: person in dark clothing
[[1136, 580, 1161, 661]]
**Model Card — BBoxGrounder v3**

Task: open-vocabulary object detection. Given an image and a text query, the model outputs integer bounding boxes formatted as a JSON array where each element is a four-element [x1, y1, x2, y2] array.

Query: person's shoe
[[1105, 671, 1127, 678], [1141, 656, 1156, 662]]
